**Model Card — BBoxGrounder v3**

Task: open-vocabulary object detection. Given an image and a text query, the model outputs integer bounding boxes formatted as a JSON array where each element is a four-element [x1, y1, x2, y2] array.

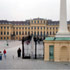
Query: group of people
[[0, 48, 21, 60], [0, 49, 7, 59]]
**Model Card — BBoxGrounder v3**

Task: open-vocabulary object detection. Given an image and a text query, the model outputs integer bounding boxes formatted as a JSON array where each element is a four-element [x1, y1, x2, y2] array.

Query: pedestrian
[[0, 51, 2, 60], [17, 48, 21, 57], [3, 49, 6, 59]]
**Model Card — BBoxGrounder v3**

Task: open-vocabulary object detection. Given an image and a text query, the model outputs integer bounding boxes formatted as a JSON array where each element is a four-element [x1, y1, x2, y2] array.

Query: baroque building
[[0, 18, 70, 40]]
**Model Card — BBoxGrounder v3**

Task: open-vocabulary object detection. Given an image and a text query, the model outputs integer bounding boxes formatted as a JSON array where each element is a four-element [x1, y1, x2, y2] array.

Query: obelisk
[[56, 0, 70, 37]]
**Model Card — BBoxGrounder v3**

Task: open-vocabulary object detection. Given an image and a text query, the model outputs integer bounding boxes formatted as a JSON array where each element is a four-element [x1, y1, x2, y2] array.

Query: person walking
[[17, 48, 21, 57], [0, 51, 2, 60], [3, 49, 6, 59]]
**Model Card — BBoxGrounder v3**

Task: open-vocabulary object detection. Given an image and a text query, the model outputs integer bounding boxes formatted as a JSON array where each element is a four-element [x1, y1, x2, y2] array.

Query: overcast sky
[[0, 0, 70, 21]]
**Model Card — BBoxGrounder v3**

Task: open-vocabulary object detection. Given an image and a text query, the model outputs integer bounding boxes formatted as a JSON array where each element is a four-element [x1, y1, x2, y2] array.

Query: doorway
[[49, 45, 54, 61]]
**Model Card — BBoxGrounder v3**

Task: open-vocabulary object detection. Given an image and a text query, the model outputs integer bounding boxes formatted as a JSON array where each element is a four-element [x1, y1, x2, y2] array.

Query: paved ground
[[0, 40, 70, 70], [0, 58, 70, 70]]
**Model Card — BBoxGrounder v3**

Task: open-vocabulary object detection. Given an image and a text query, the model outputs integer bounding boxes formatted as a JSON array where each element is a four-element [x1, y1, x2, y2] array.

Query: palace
[[0, 18, 70, 40]]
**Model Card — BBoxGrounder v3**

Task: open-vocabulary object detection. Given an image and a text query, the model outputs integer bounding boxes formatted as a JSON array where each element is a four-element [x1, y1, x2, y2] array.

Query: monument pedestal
[[44, 37, 70, 62], [56, 33, 70, 37]]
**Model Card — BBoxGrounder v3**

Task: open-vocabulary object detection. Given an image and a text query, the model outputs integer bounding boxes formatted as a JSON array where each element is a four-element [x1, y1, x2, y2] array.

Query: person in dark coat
[[17, 48, 21, 57]]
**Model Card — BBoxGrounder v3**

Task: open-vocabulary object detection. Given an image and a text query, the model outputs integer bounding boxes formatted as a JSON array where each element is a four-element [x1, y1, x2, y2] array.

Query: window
[[1, 32, 2, 35], [16, 32, 18, 35], [50, 32, 51, 35], [25, 31, 27, 35], [31, 31, 33, 35], [13, 32, 15, 35], [1, 37, 2, 39], [22, 27, 24, 29], [41, 32, 42, 37], [25, 27, 27, 29], [31, 27, 33, 29], [32, 21, 33, 23], [41, 27, 42, 29], [4, 37, 6, 39], [47, 32, 48, 36], [19, 32, 21, 35], [47, 27, 48, 30], [7, 37, 9, 39], [34, 27, 36, 29], [16, 27, 18, 29], [37, 32, 39, 36], [41, 20, 42, 23], [28, 32, 30, 35], [34, 21, 36, 23], [4, 32, 6, 35], [44, 21, 45, 23], [34, 32, 36, 36], [22, 31, 24, 35], [38, 27, 39, 29], [4, 27, 6, 29], [38, 21, 39, 23], [44, 32, 45, 37], [7, 27, 9, 29], [53, 32, 55, 35], [28, 27, 30, 29], [44, 27, 45, 29], [7, 32, 9, 35], [1, 27, 2, 29]]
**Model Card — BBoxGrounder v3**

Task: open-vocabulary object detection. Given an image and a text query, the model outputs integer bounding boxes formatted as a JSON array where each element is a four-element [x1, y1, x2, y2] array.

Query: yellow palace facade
[[0, 18, 70, 40]]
